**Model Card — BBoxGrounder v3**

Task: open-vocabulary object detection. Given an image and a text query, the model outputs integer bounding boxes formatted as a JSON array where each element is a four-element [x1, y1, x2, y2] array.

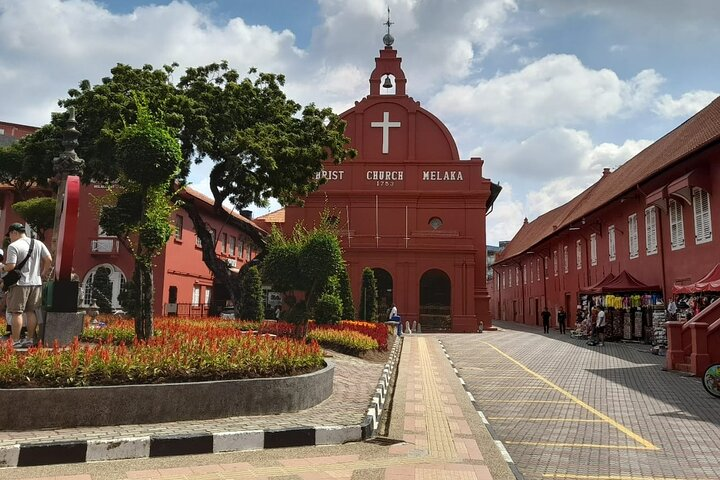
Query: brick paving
[[440, 321, 720, 480], [1, 335, 517, 479]]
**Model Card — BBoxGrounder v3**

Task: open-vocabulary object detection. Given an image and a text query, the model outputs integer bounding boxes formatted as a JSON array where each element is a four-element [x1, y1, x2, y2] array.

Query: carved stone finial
[[53, 106, 84, 178], [383, 7, 394, 47]]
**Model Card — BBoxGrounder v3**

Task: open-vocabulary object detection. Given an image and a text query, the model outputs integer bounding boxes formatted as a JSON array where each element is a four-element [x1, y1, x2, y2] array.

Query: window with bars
[[515, 267, 520, 286], [563, 245, 569, 273], [221, 233, 227, 254], [608, 225, 616, 261], [553, 250, 558, 276], [669, 199, 685, 250], [229, 236, 236, 257], [544, 256, 549, 279], [502, 271, 506, 288], [192, 285, 201, 306], [692, 187, 712, 244], [628, 214, 639, 259], [576, 240, 582, 270], [590, 233, 597, 266], [537, 261, 540, 281], [645, 207, 657, 255], [523, 265, 527, 284]]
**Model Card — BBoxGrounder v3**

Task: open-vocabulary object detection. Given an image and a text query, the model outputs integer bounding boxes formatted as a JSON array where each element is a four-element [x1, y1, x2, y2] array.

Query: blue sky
[[1, 0, 718, 244]]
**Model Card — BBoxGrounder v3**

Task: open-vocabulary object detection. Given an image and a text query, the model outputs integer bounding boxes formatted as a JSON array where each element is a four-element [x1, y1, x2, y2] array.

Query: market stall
[[579, 271, 661, 343], [672, 263, 720, 320]]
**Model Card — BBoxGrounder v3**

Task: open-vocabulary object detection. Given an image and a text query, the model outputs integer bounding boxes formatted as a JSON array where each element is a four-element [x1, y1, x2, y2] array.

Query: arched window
[[429, 217, 443, 230], [81, 264, 127, 308]]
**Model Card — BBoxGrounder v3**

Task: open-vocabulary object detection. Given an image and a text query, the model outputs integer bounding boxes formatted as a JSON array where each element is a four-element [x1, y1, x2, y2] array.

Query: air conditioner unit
[[227, 259, 237, 267], [91, 239, 115, 253]]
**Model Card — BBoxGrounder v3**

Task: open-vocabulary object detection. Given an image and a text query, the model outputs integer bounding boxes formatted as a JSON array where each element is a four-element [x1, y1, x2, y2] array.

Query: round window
[[429, 217, 443, 230]]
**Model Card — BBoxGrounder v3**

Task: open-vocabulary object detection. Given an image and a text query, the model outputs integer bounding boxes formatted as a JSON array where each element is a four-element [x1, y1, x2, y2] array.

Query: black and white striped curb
[[0, 337, 404, 469], [362, 335, 403, 437], [438, 340, 525, 480]]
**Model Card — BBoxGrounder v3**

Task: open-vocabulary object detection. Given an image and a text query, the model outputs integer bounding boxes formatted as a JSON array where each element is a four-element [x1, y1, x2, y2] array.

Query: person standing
[[2, 223, 52, 348], [557, 306, 567, 334], [541, 307, 551, 334], [596, 306, 606, 346]]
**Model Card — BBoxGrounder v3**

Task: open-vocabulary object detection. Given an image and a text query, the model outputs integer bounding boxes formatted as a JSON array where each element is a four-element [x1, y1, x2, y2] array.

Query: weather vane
[[383, 7, 394, 47]]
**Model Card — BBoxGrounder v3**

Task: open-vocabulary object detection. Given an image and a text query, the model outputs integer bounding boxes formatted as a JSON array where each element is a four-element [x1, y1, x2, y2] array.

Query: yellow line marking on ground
[[489, 417, 604, 423], [481, 386, 554, 390], [478, 400, 575, 404], [543, 474, 703, 480], [480, 341, 659, 451], [505, 441, 654, 450]]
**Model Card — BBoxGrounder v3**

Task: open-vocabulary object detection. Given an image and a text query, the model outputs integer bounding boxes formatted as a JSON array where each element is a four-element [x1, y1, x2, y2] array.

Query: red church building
[[490, 97, 720, 375], [256, 34, 500, 332]]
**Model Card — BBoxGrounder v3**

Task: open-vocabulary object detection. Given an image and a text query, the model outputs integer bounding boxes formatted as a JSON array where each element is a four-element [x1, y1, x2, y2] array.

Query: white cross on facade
[[371, 111, 401, 154]]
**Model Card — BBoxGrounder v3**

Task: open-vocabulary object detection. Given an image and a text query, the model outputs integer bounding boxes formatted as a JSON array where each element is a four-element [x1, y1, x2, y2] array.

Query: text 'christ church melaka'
[[258, 25, 500, 332]]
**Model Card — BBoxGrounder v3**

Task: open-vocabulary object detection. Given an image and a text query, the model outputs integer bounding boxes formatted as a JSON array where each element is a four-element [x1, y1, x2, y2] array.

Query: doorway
[[419, 269, 451, 331], [372, 268, 393, 322]]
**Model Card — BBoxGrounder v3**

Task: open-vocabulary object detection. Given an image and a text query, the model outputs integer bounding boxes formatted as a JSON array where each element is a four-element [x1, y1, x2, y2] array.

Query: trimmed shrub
[[314, 292, 342, 325], [359, 268, 378, 321], [307, 328, 378, 355], [239, 266, 264, 321]]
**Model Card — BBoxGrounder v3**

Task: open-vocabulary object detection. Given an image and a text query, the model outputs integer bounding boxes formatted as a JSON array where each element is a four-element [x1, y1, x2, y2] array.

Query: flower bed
[[1, 317, 324, 388], [258, 320, 390, 351]]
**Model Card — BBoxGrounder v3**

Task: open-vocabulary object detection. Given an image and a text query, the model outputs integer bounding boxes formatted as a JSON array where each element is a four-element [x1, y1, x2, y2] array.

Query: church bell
[[382, 76, 393, 89]]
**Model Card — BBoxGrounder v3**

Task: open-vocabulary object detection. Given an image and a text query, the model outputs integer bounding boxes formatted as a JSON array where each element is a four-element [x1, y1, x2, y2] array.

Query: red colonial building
[[255, 35, 500, 332], [491, 96, 720, 375], [1, 119, 265, 317]]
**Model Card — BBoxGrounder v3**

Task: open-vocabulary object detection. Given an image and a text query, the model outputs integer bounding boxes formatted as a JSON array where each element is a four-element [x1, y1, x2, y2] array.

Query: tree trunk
[[135, 258, 154, 340], [181, 199, 243, 306]]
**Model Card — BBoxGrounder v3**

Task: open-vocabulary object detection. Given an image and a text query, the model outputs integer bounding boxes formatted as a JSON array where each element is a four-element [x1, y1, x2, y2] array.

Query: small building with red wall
[[1, 126, 264, 316], [491, 96, 720, 375], [256, 36, 500, 332]]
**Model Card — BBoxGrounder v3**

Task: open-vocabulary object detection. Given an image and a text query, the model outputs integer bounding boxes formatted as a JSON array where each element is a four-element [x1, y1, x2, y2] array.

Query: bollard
[[405, 320, 412, 334]]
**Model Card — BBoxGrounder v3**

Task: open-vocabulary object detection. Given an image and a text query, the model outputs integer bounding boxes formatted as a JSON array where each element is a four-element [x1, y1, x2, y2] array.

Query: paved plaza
[[2, 324, 720, 479]]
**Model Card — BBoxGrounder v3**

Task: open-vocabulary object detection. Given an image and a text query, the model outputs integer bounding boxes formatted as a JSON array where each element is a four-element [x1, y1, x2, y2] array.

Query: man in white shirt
[[2, 223, 52, 348], [596, 306, 606, 346]]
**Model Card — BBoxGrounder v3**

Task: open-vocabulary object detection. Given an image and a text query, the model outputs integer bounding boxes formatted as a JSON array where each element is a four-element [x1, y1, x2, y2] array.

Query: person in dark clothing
[[557, 306, 567, 334], [541, 307, 551, 333]]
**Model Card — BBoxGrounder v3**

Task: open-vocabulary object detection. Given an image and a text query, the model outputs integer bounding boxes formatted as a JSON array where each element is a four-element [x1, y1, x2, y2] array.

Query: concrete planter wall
[[0, 362, 333, 430]]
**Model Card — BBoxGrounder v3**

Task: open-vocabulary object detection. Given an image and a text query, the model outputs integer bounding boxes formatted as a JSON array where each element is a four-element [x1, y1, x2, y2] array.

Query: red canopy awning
[[581, 273, 616, 294], [673, 263, 720, 294], [599, 271, 660, 294]]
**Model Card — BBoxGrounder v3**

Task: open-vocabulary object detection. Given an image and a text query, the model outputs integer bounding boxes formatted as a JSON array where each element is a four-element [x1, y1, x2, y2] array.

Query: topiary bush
[[314, 292, 342, 325]]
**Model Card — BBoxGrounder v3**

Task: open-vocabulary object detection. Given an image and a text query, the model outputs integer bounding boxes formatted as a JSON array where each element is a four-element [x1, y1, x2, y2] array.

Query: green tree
[[262, 213, 345, 333], [359, 268, 378, 322], [98, 100, 182, 339], [91, 266, 113, 314], [1, 61, 355, 317], [239, 265, 264, 322], [11, 197, 56, 240], [337, 261, 355, 320]]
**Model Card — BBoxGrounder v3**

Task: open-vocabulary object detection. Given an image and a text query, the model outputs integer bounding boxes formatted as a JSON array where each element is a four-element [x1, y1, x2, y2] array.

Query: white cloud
[[486, 182, 525, 245], [0, 0, 305, 126], [653, 90, 719, 119], [427, 54, 664, 129], [525, 177, 586, 218]]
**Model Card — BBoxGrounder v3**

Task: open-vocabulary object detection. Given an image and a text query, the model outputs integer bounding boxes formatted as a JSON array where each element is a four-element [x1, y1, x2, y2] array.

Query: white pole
[[405, 205, 408, 248], [346, 204, 351, 247], [375, 195, 379, 248]]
